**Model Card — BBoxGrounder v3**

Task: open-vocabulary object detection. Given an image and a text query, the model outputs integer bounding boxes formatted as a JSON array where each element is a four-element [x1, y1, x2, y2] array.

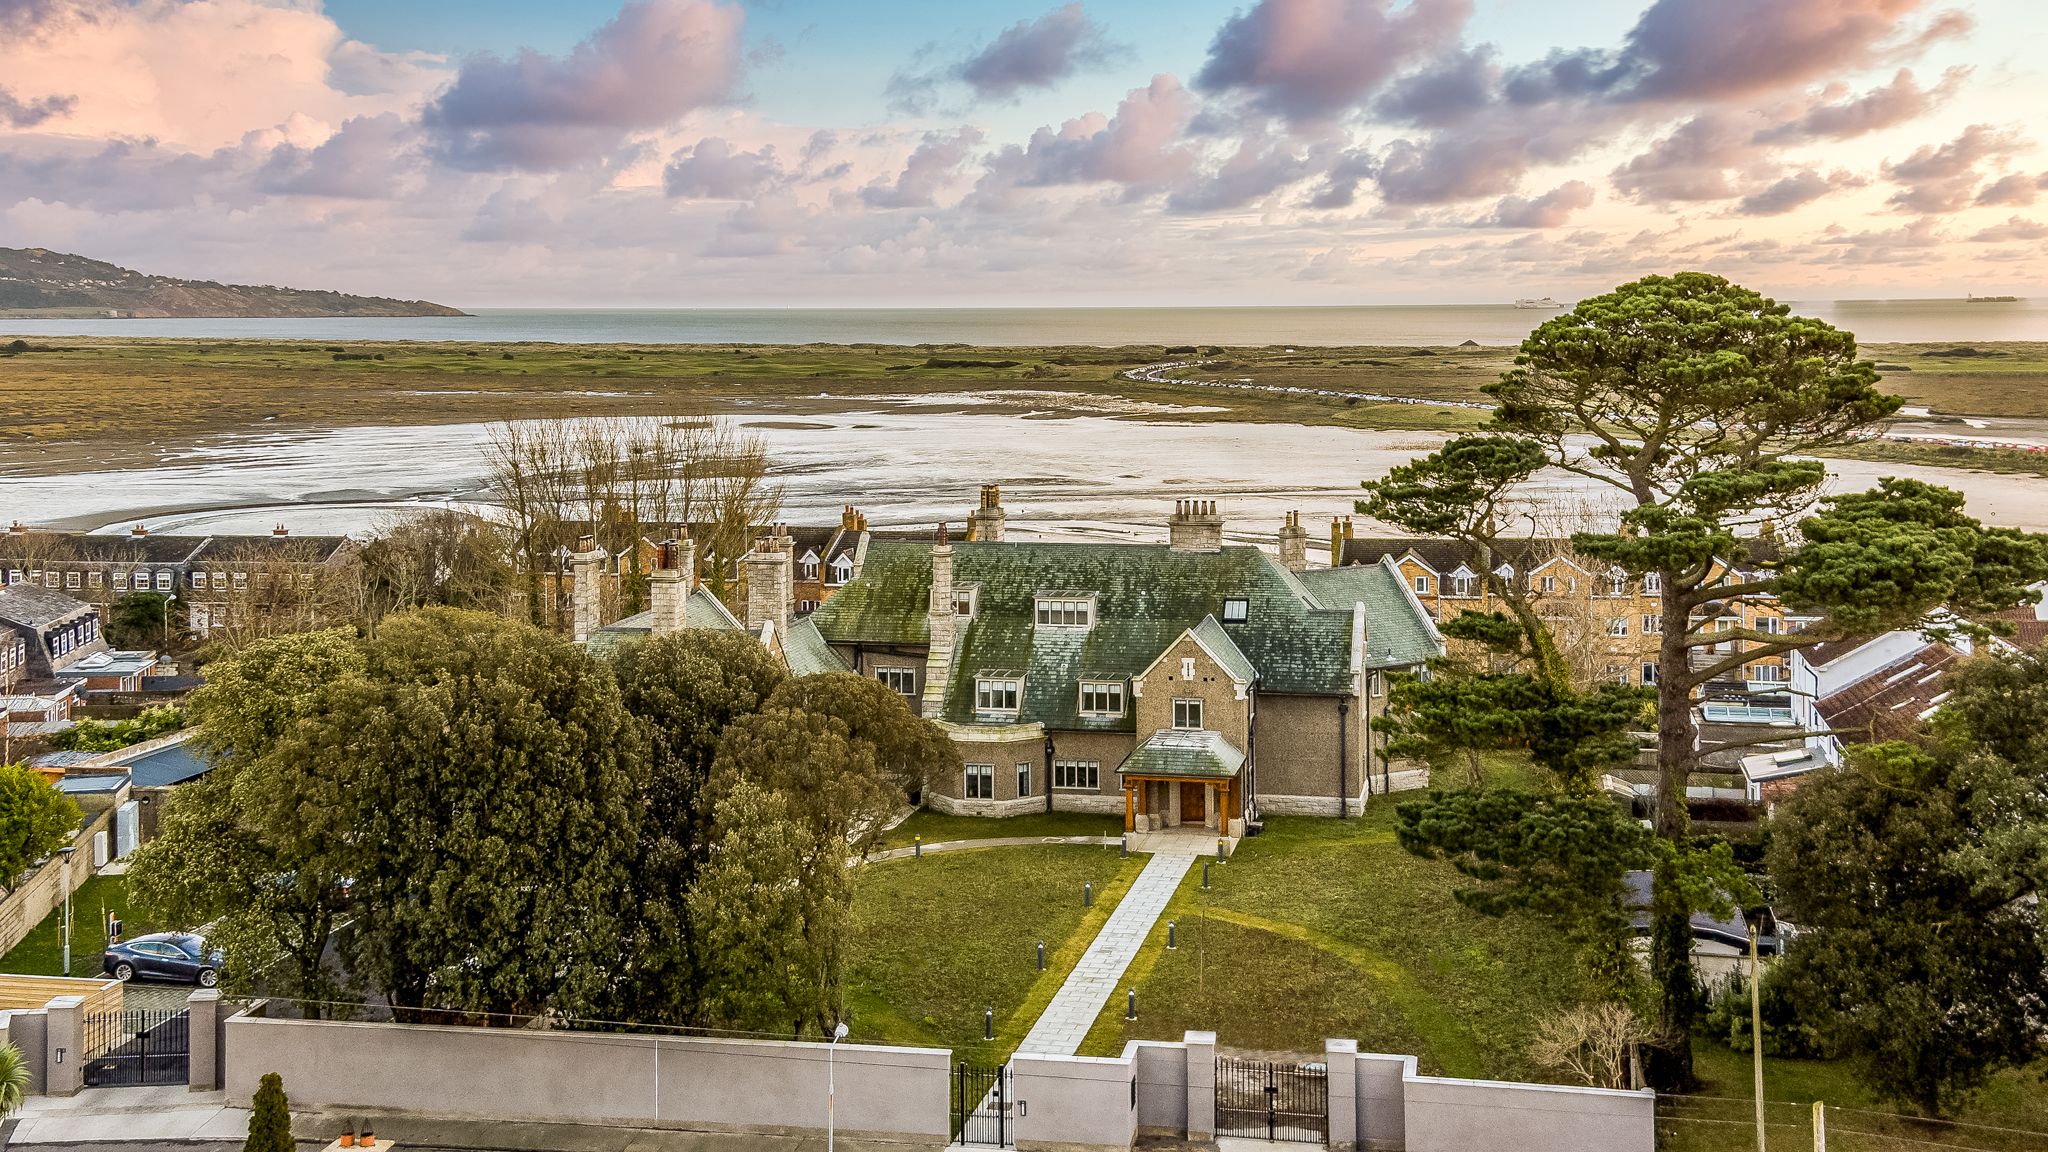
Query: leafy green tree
[[764, 673, 957, 824], [105, 591, 187, 651], [51, 705, 185, 753], [325, 609, 639, 1021], [244, 1071, 292, 1152], [1768, 656, 2048, 1115], [0, 762, 80, 892], [711, 707, 898, 855], [602, 630, 786, 1026], [127, 630, 365, 1012], [1365, 272, 2048, 1086], [0, 1042, 31, 1120], [688, 779, 849, 1036]]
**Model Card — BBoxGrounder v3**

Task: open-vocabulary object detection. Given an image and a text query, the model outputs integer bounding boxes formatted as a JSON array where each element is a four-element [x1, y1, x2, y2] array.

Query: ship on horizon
[[1967, 293, 2022, 303], [1515, 296, 1563, 309]]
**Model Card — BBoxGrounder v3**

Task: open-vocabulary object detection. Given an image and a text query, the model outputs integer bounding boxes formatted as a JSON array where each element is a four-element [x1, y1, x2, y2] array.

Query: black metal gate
[[83, 1009, 190, 1088], [955, 1060, 1014, 1147], [1216, 1056, 1328, 1142]]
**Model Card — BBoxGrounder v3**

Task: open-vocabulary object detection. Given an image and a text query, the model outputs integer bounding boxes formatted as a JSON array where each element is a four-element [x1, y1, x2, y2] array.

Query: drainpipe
[[1337, 696, 1350, 819], [1245, 685, 1258, 824], [1043, 732, 1055, 815]]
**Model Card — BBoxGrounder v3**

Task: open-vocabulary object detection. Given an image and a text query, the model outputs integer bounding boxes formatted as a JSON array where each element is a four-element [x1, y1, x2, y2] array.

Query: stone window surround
[[964, 763, 994, 799], [1054, 759, 1100, 790], [975, 676, 1022, 715], [1172, 697, 1204, 730]]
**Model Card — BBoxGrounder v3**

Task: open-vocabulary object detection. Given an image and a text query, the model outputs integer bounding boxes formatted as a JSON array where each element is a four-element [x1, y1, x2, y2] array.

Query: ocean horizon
[[4, 297, 2045, 347]]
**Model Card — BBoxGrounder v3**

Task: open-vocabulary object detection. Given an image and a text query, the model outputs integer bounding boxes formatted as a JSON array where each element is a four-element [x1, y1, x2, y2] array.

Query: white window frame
[[1641, 662, 1658, 685], [1449, 574, 1477, 598], [799, 553, 820, 581], [829, 554, 855, 585], [1412, 574, 1431, 594], [1017, 762, 1032, 798], [154, 571, 171, 591], [1606, 617, 1629, 637], [877, 667, 917, 698], [1539, 575, 1558, 593], [1172, 698, 1204, 730], [1643, 573, 1662, 594], [1642, 614, 1662, 634], [1034, 596, 1094, 628], [1054, 760, 1101, 791], [1078, 680, 1125, 717], [1607, 574, 1627, 597], [975, 677, 1021, 715], [1221, 598, 1248, 624]]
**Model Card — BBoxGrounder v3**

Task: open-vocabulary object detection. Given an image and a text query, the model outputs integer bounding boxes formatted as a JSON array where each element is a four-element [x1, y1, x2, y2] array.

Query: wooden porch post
[[1124, 780, 1135, 832]]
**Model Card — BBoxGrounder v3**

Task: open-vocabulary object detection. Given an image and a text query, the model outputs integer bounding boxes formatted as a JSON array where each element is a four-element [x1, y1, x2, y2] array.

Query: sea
[[4, 298, 2048, 346]]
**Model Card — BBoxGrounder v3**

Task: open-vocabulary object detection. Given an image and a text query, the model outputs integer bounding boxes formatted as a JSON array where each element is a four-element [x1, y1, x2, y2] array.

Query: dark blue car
[[102, 932, 223, 987]]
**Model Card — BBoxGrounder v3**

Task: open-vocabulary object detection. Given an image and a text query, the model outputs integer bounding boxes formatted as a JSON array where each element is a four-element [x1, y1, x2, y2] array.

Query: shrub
[[0, 1042, 29, 1118], [245, 1072, 292, 1152], [1702, 966, 1824, 1059]]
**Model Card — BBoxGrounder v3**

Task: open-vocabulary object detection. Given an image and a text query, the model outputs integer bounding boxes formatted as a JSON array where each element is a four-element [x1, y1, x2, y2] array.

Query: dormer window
[[1412, 574, 1431, 594], [1221, 598, 1248, 624], [975, 676, 1021, 715], [829, 554, 855, 585], [1643, 573, 1662, 595], [1449, 568, 1477, 598], [1607, 573, 1627, 597], [1035, 595, 1093, 628], [954, 584, 978, 619], [798, 550, 821, 581], [1079, 680, 1125, 717]]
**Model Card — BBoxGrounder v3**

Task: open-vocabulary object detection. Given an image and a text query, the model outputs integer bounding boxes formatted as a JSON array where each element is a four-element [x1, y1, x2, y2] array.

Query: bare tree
[[195, 539, 358, 650], [1529, 1001, 1652, 1090], [358, 509, 515, 629]]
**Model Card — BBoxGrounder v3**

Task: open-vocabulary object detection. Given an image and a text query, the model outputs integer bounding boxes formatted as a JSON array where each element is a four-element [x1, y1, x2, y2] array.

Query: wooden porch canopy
[[1116, 729, 1246, 832]]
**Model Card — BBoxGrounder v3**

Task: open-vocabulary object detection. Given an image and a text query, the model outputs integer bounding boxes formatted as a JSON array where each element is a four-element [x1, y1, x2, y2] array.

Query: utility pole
[[1751, 923, 1766, 1152]]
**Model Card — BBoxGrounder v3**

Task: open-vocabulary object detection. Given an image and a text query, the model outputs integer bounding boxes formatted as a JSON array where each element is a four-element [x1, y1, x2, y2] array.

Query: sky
[[1, 0, 2045, 308]]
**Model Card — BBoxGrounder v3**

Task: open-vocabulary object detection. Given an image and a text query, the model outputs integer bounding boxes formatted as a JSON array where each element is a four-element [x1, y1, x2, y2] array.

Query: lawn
[[876, 809, 1122, 851], [845, 843, 1143, 1061], [0, 875, 149, 978], [1076, 797, 1591, 1078]]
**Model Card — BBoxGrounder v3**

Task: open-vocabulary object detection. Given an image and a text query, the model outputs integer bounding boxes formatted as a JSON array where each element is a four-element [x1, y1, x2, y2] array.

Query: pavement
[[862, 835, 1120, 864], [5, 1087, 249, 1146], [1015, 851, 1195, 1056]]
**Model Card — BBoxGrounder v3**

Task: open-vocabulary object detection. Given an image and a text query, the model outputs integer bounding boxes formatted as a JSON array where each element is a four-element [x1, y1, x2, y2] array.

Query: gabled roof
[[1185, 616, 1257, 684], [0, 531, 207, 565], [783, 617, 849, 677], [1117, 728, 1246, 780], [0, 584, 93, 628], [1293, 559, 1444, 670], [1819, 645, 1960, 744], [810, 540, 1360, 729]]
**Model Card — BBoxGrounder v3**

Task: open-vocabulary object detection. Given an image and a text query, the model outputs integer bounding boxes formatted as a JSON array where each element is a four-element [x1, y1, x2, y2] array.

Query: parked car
[[102, 932, 223, 986]]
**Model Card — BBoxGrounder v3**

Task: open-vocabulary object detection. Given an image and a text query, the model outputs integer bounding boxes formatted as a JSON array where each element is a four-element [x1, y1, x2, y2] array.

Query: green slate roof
[[783, 616, 848, 677], [1117, 728, 1246, 780], [1189, 615, 1258, 683], [585, 588, 743, 654], [808, 541, 1360, 729], [1296, 559, 1444, 670]]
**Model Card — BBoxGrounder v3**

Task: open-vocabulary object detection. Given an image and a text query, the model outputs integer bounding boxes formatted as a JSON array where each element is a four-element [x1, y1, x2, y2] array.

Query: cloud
[[1610, 113, 1753, 203], [1374, 45, 1497, 128], [1881, 124, 2025, 213], [1976, 171, 2048, 207], [1166, 129, 1311, 212], [1734, 168, 1863, 216], [1475, 180, 1594, 228], [422, 0, 743, 171], [959, 5, 1118, 100], [1613, 0, 1969, 103], [0, 84, 71, 128], [861, 127, 984, 209], [1969, 216, 2048, 243], [258, 113, 416, 199], [1195, 0, 1470, 123], [663, 137, 787, 199], [988, 74, 1196, 190], [1757, 67, 1964, 143]]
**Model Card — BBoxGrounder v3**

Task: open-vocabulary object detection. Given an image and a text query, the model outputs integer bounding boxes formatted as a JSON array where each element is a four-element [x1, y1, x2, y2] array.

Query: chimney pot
[[131, 524, 149, 537], [273, 524, 289, 537]]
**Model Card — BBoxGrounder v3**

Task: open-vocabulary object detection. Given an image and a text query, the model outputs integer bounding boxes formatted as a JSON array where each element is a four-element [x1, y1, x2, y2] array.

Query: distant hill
[[0, 247, 466, 318]]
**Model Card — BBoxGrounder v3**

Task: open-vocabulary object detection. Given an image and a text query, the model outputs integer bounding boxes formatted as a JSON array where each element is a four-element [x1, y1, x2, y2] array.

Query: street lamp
[[57, 845, 76, 976], [828, 1021, 849, 1152]]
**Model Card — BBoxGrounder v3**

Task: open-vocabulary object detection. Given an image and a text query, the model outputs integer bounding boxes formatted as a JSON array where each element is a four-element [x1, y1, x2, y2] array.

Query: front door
[[1180, 781, 1206, 824]]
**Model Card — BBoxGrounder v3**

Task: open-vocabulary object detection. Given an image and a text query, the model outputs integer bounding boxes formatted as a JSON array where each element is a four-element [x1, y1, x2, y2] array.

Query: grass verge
[[0, 875, 148, 978], [877, 809, 1122, 850]]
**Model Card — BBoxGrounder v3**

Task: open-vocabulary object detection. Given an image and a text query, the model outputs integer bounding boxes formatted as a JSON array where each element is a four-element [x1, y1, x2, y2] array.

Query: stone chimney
[[840, 504, 869, 534], [1277, 511, 1309, 571], [570, 534, 606, 643], [922, 523, 957, 716], [272, 524, 290, 537], [647, 534, 697, 636], [1168, 499, 1224, 553], [744, 525, 793, 642], [967, 484, 1006, 543], [130, 524, 150, 537], [1329, 515, 1355, 566]]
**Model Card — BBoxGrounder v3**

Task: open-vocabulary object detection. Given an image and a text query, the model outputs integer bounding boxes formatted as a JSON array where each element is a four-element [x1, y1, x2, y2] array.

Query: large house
[[802, 497, 1444, 833], [0, 523, 360, 640]]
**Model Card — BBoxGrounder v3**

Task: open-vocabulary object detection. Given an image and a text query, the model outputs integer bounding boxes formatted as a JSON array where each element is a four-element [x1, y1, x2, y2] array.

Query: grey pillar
[[1326, 1038, 1359, 1151], [1184, 1030, 1216, 1140], [3, 1009, 48, 1095], [43, 995, 84, 1097], [187, 989, 220, 1091]]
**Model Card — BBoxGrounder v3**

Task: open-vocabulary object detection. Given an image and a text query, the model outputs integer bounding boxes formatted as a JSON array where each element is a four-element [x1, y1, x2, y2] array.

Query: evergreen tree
[[1362, 273, 2048, 1086], [244, 1072, 292, 1152], [0, 762, 80, 894]]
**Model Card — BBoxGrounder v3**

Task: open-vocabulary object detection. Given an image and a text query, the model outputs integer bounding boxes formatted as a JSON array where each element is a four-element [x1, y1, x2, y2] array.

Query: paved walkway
[[862, 835, 1119, 864], [1016, 851, 1195, 1055], [8, 1086, 248, 1144]]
